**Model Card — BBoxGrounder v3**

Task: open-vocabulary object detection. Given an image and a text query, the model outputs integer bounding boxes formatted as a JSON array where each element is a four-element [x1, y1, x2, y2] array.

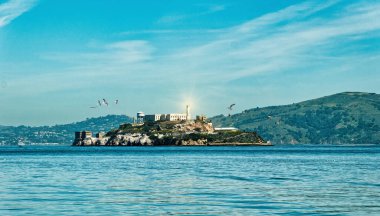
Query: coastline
[[207, 142, 272, 146], [72, 142, 273, 147]]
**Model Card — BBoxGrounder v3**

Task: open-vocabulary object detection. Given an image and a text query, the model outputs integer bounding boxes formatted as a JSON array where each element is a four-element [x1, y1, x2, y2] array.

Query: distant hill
[[1, 92, 379, 145], [210, 92, 380, 144], [0, 115, 132, 145]]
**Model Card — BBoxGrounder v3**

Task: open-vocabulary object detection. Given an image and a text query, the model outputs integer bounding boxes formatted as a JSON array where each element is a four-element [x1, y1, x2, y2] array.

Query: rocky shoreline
[[72, 132, 271, 146]]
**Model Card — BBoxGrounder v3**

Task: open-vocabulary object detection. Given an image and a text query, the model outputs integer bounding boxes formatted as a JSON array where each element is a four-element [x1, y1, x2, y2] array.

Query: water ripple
[[0, 145, 379, 215]]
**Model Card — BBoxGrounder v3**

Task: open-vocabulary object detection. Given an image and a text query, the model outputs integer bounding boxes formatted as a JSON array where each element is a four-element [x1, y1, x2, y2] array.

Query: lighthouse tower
[[186, 105, 191, 120]]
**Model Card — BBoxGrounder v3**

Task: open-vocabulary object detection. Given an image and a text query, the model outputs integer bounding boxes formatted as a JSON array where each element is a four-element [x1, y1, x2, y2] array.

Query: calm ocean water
[[0, 145, 379, 215]]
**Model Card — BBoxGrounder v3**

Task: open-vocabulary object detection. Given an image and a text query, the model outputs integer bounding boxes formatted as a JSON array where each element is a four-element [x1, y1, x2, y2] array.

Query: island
[[72, 109, 271, 146]]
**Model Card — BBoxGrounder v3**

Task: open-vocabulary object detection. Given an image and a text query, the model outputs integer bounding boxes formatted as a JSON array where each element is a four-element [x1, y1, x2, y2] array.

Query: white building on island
[[144, 105, 191, 122]]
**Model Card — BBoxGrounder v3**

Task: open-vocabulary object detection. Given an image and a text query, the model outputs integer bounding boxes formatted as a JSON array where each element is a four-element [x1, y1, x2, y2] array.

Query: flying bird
[[103, 99, 109, 106], [115, 99, 119, 105], [228, 104, 236, 110], [90, 106, 97, 109]]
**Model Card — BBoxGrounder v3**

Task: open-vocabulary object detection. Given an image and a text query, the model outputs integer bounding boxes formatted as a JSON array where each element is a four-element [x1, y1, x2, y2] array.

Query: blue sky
[[0, 0, 379, 126]]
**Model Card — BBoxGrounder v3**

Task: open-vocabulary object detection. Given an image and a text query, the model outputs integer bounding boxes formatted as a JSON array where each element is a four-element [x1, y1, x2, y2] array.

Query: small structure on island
[[186, 105, 190, 121], [196, 115, 207, 122], [96, 132, 105, 139], [214, 127, 239, 132], [75, 131, 92, 140], [144, 105, 192, 122], [136, 111, 145, 124]]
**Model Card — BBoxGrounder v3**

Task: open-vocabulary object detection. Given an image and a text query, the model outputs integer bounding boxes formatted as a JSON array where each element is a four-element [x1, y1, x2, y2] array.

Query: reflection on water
[[0, 145, 379, 215]]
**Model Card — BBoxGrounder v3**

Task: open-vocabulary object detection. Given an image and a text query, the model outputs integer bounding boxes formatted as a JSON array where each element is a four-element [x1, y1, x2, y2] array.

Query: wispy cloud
[[5, 0, 380, 119], [0, 0, 37, 28], [157, 4, 227, 24], [19, 0, 380, 88], [121, 29, 226, 36], [42, 40, 154, 66], [157, 14, 186, 24], [208, 5, 226, 13], [162, 0, 380, 81]]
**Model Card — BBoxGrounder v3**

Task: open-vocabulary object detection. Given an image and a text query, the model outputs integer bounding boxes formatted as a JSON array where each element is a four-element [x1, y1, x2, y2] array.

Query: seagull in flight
[[115, 99, 119, 105], [228, 104, 236, 111], [103, 99, 109, 106]]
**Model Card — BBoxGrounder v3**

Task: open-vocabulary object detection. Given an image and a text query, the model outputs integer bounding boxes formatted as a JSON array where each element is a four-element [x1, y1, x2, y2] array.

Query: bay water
[[0, 145, 379, 215]]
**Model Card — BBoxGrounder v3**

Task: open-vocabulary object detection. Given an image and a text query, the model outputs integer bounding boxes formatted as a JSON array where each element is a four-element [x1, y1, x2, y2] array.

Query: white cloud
[[42, 40, 154, 66], [208, 5, 225, 13], [14, 0, 380, 93], [0, 0, 37, 28], [157, 4, 226, 24], [162, 0, 380, 82], [157, 14, 186, 24], [121, 29, 226, 36], [4, 0, 380, 123]]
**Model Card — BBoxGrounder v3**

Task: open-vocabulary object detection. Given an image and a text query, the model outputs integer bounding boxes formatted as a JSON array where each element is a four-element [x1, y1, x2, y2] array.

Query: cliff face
[[73, 134, 151, 146], [73, 120, 269, 146]]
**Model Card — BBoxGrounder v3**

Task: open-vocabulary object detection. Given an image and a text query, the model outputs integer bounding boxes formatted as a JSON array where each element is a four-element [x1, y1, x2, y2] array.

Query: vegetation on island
[[94, 120, 267, 146]]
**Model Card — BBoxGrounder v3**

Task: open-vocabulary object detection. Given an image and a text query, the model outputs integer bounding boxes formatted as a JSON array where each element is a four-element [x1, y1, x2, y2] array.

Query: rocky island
[[72, 115, 270, 146]]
